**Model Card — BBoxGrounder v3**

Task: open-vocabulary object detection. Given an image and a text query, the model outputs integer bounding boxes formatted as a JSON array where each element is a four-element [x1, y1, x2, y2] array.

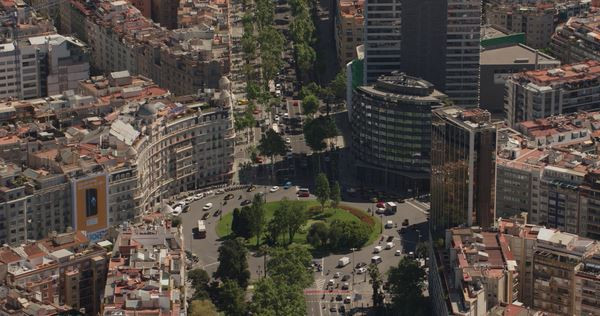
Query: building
[[0, 34, 89, 100], [362, 0, 402, 84], [444, 0, 481, 107], [0, 231, 109, 314], [102, 216, 186, 315], [0, 286, 74, 315], [430, 226, 519, 315], [504, 60, 600, 127], [430, 107, 496, 232], [480, 27, 560, 116], [362, 0, 480, 107], [335, 0, 363, 66], [351, 72, 446, 191], [127, 0, 177, 29], [551, 13, 600, 64], [486, 4, 555, 49], [574, 252, 600, 315], [61, 0, 230, 95]]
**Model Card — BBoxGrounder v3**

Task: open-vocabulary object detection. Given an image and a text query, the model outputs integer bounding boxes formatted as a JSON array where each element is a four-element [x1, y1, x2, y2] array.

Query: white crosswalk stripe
[[314, 277, 326, 290]]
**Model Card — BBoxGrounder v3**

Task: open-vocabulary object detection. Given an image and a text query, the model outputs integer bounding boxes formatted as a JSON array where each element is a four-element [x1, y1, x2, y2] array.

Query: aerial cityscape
[[0, 0, 597, 315]]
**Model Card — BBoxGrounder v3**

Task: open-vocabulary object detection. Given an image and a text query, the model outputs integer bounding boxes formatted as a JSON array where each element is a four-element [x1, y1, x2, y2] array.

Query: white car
[[285, 137, 291, 144], [395, 250, 402, 256], [269, 186, 280, 192], [215, 189, 225, 195], [195, 193, 204, 199], [203, 203, 213, 211], [184, 197, 194, 204], [356, 267, 367, 274]]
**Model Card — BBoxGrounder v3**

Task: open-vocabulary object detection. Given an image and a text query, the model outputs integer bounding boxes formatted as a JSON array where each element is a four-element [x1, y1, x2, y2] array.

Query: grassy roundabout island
[[216, 200, 381, 252]]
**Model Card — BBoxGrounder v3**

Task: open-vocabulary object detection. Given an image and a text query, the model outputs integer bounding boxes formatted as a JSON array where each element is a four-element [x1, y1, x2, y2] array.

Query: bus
[[197, 220, 206, 239]]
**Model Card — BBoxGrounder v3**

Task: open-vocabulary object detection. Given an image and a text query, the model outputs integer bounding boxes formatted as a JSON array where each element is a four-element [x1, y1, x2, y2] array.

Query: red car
[[298, 188, 310, 197]]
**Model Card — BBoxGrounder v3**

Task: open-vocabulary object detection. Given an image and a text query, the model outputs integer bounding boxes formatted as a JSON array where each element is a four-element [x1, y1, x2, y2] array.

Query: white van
[[373, 246, 383, 253], [385, 242, 394, 249], [371, 256, 382, 264]]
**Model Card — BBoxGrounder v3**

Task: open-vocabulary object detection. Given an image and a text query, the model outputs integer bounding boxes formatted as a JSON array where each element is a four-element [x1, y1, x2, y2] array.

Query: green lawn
[[216, 200, 381, 251]]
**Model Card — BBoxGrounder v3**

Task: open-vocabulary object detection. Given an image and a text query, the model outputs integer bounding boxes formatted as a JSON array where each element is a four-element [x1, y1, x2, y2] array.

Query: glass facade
[[351, 73, 444, 190], [430, 107, 496, 232]]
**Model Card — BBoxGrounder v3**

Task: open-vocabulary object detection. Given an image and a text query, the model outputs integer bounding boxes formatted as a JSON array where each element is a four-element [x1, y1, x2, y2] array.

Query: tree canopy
[[188, 299, 218, 316], [330, 181, 341, 208], [328, 219, 370, 250], [301, 94, 319, 117], [387, 257, 429, 315], [303, 116, 339, 153], [214, 238, 251, 289]]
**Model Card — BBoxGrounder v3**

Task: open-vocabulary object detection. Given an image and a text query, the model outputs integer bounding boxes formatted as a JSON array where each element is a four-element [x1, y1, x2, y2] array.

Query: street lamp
[[350, 248, 356, 285], [380, 214, 383, 234]]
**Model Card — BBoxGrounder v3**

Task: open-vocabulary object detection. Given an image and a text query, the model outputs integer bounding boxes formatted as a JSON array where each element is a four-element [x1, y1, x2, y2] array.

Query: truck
[[373, 246, 383, 253], [385, 202, 397, 214], [338, 257, 351, 267], [197, 220, 206, 239]]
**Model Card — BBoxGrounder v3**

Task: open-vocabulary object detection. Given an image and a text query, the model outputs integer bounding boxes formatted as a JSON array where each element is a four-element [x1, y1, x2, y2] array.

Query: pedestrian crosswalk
[[314, 277, 326, 290]]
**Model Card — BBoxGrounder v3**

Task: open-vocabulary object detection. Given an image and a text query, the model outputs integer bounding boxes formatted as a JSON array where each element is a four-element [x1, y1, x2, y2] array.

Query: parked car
[[213, 209, 222, 217], [356, 267, 367, 274], [224, 193, 234, 200], [241, 199, 252, 206], [341, 275, 350, 282], [341, 282, 349, 290], [247, 185, 256, 192], [202, 212, 210, 220], [203, 203, 213, 211], [269, 186, 280, 192]]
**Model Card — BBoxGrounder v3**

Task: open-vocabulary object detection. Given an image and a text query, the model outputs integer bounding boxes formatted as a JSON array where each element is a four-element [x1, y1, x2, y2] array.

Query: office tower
[[363, 0, 481, 107], [362, 0, 402, 83], [444, 0, 481, 107], [430, 107, 496, 232], [351, 72, 446, 190]]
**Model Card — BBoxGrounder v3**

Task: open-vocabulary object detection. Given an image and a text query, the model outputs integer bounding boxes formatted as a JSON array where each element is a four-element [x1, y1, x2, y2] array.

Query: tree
[[368, 263, 385, 309], [330, 181, 341, 208], [328, 220, 370, 250], [215, 280, 247, 316], [299, 82, 322, 100], [303, 117, 339, 169], [188, 299, 218, 316], [170, 217, 181, 227], [231, 208, 241, 236], [249, 193, 267, 247], [295, 42, 316, 75], [416, 242, 428, 259], [250, 277, 307, 316], [286, 203, 307, 244], [188, 269, 211, 299], [314, 173, 330, 211], [267, 245, 314, 288], [258, 128, 287, 180], [215, 238, 251, 289], [330, 69, 347, 100], [301, 93, 319, 117], [387, 257, 429, 315], [306, 222, 328, 248]]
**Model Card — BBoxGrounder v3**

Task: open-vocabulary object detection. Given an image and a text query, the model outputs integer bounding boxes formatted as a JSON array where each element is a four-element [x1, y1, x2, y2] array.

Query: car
[[195, 193, 204, 199], [203, 203, 213, 211], [344, 296, 352, 304], [339, 305, 346, 313], [341, 282, 349, 290], [298, 188, 310, 197], [355, 262, 367, 269], [241, 199, 252, 206], [202, 212, 210, 220], [224, 193, 234, 200], [395, 250, 402, 256], [269, 186, 280, 192], [283, 181, 292, 189], [328, 279, 335, 286], [333, 272, 341, 278], [341, 274, 350, 282], [329, 306, 337, 313], [356, 267, 367, 274], [247, 185, 256, 192], [215, 189, 225, 195], [402, 219, 409, 226], [213, 209, 222, 217], [285, 137, 291, 144], [335, 294, 343, 301], [387, 236, 394, 242], [376, 202, 385, 208]]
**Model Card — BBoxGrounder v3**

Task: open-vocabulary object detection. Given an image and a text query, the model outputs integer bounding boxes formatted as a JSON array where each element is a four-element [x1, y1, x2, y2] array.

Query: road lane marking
[[202, 261, 219, 268], [406, 200, 429, 214]]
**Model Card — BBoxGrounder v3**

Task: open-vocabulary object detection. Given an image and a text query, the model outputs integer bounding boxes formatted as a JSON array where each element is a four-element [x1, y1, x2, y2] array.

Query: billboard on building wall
[[72, 174, 109, 242]]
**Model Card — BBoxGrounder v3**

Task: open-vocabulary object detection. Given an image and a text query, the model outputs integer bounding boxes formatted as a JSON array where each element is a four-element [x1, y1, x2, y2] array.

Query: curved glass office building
[[351, 72, 446, 191]]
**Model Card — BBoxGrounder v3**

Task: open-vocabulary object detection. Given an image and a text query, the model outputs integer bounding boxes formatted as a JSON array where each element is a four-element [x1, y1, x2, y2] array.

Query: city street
[[177, 185, 429, 315]]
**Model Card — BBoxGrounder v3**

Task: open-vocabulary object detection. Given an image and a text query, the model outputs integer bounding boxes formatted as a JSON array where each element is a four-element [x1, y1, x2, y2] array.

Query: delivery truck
[[338, 256, 350, 267]]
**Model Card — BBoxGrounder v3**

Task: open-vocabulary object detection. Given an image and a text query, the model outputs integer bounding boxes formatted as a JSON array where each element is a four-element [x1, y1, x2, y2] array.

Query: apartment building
[[431, 107, 497, 232], [0, 286, 74, 315], [102, 217, 186, 315], [0, 72, 235, 245], [430, 226, 519, 316], [504, 60, 600, 127], [487, 4, 555, 49], [574, 253, 600, 315], [61, 0, 230, 95], [0, 231, 109, 314], [127, 0, 177, 29], [551, 13, 600, 64], [335, 0, 363, 66]]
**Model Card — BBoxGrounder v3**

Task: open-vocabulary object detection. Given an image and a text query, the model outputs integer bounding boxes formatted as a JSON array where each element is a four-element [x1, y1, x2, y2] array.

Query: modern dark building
[[363, 0, 481, 107], [430, 106, 497, 232], [351, 72, 446, 191]]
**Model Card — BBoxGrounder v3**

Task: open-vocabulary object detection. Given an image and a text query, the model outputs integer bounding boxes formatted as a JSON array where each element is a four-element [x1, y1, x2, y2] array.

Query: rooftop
[[481, 44, 559, 66], [512, 60, 600, 86]]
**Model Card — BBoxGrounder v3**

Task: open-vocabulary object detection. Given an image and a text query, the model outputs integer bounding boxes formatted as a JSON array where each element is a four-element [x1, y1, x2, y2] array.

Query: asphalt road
[[177, 185, 430, 316]]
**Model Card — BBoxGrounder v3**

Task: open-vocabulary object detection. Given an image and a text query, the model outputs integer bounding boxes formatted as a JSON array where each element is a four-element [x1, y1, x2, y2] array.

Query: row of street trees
[[289, 0, 316, 81]]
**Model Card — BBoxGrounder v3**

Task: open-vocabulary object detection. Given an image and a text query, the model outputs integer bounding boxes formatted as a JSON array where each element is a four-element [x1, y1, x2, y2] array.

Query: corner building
[[431, 107, 497, 232], [351, 72, 445, 191]]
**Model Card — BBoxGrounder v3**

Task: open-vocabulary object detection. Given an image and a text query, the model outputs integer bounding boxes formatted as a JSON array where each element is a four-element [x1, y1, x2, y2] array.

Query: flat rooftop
[[481, 44, 559, 66]]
